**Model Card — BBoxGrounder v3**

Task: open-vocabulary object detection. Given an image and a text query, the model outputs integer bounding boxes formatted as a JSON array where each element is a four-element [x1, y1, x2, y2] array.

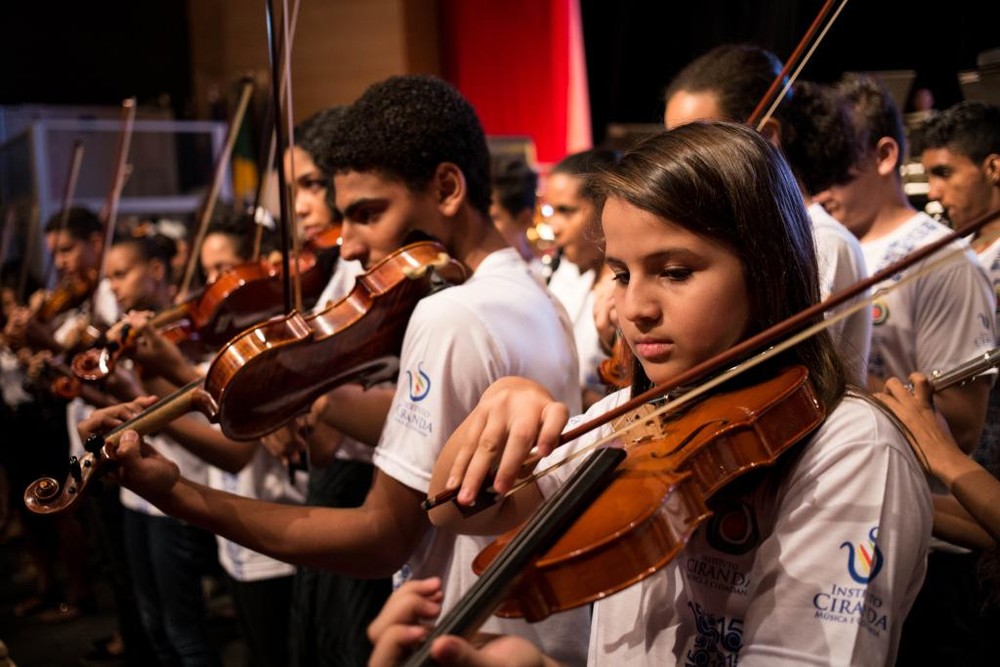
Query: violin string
[[500, 245, 969, 500]]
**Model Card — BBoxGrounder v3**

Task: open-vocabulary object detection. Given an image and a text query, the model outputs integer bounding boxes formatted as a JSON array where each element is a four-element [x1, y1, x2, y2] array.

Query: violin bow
[[42, 139, 86, 289], [746, 0, 849, 130], [97, 98, 137, 275], [263, 0, 304, 316], [178, 78, 256, 301], [250, 0, 302, 263]]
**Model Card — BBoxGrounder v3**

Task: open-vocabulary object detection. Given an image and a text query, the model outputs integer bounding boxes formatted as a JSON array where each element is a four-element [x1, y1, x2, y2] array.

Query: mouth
[[632, 338, 674, 362]]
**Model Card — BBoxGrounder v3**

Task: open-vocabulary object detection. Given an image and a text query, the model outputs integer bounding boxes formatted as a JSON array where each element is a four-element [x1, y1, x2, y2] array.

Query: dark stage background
[[2, 1, 998, 147]]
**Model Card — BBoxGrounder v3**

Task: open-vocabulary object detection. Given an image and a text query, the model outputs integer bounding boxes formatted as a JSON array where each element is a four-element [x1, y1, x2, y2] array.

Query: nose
[[616, 277, 660, 328], [925, 176, 943, 202], [337, 222, 368, 265]]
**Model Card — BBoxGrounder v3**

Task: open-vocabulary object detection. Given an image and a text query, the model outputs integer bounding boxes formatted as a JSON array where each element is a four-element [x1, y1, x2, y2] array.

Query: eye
[[661, 266, 693, 281], [610, 270, 629, 285], [303, 178, 327, 192]]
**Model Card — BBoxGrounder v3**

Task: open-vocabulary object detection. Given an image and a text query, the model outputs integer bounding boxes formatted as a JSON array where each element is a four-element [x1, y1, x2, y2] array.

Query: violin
[[205, 239, 466, 440], [403, 366, 824, 664], [24, 240, 465, 515], [70, 250, 332, 383], [35, 272, 97, 323]]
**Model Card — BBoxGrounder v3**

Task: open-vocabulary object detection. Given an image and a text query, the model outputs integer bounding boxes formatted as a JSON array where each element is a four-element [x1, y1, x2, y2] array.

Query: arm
[[878, 374, 1000, 544], [932, 378, 991, 454], [106, 424, 427, 577], [311, 383, 394, 448]]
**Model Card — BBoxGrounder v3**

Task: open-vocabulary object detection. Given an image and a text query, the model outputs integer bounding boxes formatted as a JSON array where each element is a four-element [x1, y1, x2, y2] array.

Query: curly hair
[[321, 75, 492, 218]]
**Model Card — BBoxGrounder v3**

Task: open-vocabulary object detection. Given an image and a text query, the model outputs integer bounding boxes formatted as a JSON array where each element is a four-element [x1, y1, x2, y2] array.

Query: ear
[[984, 154, 1000, 184], [87, 231, 104, 255], [758, 118, 783, 149], [149, 258, 166, 283], [874, 137, 901, 177], [515, 207, 535, 231], [433, 163, 467, 217]]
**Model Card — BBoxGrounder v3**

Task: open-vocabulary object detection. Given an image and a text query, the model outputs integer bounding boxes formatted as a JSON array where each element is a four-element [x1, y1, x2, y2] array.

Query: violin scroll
[[24, 443, 112, 515]]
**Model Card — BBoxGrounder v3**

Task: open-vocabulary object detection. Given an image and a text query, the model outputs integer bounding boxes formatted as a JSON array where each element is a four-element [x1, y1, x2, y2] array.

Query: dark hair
[[491, 158, 538, 217], [295, 105, 349, 160], [836, 73, 907, 170], [204, 209, 258, 262], [597, 122, 846, 408], [322, 75, 493, 218], [663, 43, 788, 123], [921, 100, 1000, 163], [781, 81, 860, 195], [43, 206, 102, 240], [110, 234, 177, 283], [551, 148, 620, 205]]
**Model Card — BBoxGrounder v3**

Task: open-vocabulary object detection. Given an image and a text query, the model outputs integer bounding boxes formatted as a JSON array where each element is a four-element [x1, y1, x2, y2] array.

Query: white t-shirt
[[372, 248, 588, 666], [808, 203, 872, 384], [862, 213, 995, 384], [547, 259, 608, 399], [536, 388, 931, 666], [207, 442, 307, 582]]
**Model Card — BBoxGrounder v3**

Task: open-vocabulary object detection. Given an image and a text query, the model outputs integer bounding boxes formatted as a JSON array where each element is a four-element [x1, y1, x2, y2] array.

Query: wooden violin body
[[475, 366, 825, 621], [207, 240, 466, 440]]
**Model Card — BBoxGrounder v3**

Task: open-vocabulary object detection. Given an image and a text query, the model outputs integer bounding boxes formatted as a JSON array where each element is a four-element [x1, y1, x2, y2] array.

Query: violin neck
[[928, 347, 1000, 393], [402, 447, 625, 667], [105, 378, 205, 443]]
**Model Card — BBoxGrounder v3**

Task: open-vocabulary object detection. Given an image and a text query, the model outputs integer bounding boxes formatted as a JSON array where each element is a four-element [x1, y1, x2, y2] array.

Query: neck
[[858, 182, 916, 243], [449, 209, 509, 273]]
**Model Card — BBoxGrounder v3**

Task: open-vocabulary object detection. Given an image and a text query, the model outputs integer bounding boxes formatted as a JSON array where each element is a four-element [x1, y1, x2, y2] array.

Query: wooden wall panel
[[186, 0, 440, 121]]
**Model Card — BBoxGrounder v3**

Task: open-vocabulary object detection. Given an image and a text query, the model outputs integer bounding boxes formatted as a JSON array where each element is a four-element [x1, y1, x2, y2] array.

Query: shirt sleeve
[[372, 292, 503, 494]]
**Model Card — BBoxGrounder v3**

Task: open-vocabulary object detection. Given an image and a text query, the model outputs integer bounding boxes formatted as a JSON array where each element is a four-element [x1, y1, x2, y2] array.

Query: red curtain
[[439, 0, 592, 167]]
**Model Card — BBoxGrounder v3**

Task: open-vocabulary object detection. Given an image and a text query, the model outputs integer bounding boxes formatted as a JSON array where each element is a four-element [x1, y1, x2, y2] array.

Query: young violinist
[[96, 234, 223, 666], [543, 149, 619, 409], [90, 74, 591, 664], [272, 105, 391, 666], [2, 207, 115, 624], [369, 122, 932, 666], [660, 43, 872, 385], [919, 100, 1000, 465]]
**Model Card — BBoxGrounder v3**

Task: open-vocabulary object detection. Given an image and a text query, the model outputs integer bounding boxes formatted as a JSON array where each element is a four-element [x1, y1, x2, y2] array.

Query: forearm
[[933, 379, 990, 453], [315, 384, 393, 447], [948, 470, 1000, 545], [162, 415, 256, 473], [156, 469, 427, 577]]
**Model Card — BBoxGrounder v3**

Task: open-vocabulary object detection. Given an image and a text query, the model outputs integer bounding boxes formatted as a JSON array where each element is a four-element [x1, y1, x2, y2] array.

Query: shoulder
[[796, 393, 924, 480]]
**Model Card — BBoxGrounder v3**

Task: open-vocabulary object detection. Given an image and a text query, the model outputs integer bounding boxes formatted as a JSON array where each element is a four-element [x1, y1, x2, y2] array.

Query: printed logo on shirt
[[705, 500, 759, 555], [685, 601, 743, 666], [406, 362, 432, 401], [811, 526, 889, 636], [871, 299, 889, 326], [841, 526, 883, 584]]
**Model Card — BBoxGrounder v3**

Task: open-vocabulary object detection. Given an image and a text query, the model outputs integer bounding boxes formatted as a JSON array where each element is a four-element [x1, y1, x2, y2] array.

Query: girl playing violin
[[369, 121, 933, 666]]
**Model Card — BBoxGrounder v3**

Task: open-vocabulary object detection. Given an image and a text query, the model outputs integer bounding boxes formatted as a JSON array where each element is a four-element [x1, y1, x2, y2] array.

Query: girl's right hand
[[436, 377, 570, 506]]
